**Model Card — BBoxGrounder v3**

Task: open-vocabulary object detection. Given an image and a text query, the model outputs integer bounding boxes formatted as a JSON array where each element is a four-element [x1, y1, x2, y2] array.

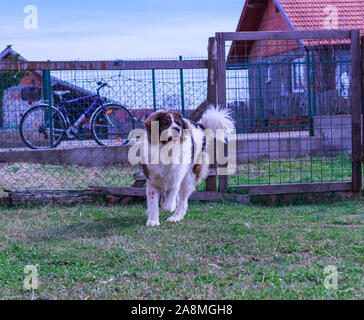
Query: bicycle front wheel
[[19, 104, 66, 149], [90, 104, 135, 146]]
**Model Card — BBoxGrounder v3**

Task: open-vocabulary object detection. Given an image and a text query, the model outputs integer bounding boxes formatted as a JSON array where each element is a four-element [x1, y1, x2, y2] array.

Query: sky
[[0, 0, 245, 60]]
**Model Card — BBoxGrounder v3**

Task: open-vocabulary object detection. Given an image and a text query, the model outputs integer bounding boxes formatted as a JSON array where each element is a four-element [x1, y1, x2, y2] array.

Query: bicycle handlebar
[[96, 81, 109, 92]]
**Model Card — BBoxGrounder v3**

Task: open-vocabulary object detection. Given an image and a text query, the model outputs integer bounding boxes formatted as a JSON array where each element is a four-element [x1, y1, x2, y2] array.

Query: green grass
[[0, 162, 136, 196], [230, 155, 352, 186], [0, 199, 362, 299]]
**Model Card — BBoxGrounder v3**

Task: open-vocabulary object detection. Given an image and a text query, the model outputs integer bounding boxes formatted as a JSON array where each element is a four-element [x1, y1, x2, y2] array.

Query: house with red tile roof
[[230, 0, 363, 57], [228, 0, 363, 131]]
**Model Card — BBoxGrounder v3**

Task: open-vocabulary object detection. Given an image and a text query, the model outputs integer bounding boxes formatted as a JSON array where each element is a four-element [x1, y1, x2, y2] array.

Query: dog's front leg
[[167, 174, 195, 222], [146, 182, 160, 226], [160, 188, 179, 213]]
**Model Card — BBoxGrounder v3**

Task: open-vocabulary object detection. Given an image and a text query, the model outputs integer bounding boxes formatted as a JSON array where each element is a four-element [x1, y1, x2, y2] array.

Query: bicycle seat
[[53, 90, 70, 97]]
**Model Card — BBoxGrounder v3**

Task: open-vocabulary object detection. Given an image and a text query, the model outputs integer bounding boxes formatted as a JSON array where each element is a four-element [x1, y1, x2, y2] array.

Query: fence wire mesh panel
[[0, 58, 207, 194], [221, 31, 361, 191]]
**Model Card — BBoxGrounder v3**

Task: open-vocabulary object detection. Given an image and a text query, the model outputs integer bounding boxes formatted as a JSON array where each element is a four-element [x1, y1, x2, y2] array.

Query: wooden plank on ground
[[119, 177, 146, 205], [4, 189, 101, 205], [89, 186, 250, 203], [230, 182, 352, 195]]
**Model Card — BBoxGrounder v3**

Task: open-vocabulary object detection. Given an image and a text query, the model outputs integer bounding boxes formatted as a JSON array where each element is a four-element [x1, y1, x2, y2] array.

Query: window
[[335, 54, 351, 99], [291, 57, 305, 93]]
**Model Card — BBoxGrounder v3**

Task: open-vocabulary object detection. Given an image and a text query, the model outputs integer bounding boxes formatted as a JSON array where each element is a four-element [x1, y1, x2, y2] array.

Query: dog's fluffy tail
[[199, 105, 235, 141]]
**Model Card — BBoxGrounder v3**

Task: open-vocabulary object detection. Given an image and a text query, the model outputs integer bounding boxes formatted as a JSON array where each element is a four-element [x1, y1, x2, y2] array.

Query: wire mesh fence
[[0, 30, 362, 197], [220, 30, 361, 191], [0, 58, 208, 193]]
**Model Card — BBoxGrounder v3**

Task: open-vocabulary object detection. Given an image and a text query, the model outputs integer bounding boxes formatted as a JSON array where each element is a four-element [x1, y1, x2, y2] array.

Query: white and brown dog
[[142, 105, 234, 226]]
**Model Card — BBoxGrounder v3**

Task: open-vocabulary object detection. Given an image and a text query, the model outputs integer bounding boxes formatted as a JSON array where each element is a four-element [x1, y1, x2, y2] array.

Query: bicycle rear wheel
[[19, 104, 66, 149], [90, 104, 135, 146]]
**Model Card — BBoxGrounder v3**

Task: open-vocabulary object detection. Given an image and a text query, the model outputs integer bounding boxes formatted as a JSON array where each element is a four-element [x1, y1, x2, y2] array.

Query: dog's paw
[[161, 199, 177, 213], [166, 215, 183, 223], [146, 219, 160, 227]]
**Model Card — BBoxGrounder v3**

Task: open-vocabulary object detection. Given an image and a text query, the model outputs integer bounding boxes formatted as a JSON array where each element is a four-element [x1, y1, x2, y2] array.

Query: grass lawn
[[0, 162, 137, 196], [0, 199, 362, 299], [230, 155, 352, 186]]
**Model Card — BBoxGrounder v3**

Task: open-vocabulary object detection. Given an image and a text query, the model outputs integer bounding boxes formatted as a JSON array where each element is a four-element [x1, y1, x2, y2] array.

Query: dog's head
[[144, 110, 188, 143]]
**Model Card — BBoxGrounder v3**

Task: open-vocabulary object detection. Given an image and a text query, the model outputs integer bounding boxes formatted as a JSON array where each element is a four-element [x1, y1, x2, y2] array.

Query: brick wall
[[249, 0, 298, 59], [252, 116, 309, 133], [19, 72, 43, 87]]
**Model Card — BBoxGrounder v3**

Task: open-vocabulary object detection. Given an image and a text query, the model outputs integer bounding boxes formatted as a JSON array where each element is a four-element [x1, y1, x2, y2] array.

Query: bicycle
[[19, 81, 135, 149]]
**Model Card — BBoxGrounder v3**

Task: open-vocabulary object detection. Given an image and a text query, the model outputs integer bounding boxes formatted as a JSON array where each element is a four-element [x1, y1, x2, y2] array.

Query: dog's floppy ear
[[144, 111, 166, 142], [172, 112, 189, 130], [144, 117, 152, 134], [144, 111, 162, 132], [182, 119, 189, 130]]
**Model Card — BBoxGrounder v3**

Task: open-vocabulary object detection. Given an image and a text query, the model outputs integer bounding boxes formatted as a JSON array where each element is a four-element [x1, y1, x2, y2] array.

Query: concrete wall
[[0, 145, 130, 166], [236, 135, 323, 161], [0, 114, 356, 165], [313, 114, 355, 154]]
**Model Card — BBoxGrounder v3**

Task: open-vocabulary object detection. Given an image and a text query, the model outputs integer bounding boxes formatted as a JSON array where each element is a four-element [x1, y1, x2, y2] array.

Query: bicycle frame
[[20, 80, 131, 149], [56, 93, 106, 128]]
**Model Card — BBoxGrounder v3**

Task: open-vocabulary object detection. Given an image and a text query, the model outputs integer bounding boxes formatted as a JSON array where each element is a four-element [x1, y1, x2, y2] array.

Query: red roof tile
[[229, 0, 364, 60], [278, 0, 364, 34]]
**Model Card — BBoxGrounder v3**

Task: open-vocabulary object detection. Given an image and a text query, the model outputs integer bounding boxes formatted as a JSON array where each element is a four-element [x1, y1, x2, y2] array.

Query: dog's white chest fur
[[147, 163, 191, 191]]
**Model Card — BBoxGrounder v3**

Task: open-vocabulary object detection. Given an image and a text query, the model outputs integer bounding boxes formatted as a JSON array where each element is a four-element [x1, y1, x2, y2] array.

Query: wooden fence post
[[207, 37, 217, 107], [351, 30, 362, 192], [205, 37, 218, 192], [188, 37, 217, 122], [361, 36, 364, 174], [216, 33, 228, 192]]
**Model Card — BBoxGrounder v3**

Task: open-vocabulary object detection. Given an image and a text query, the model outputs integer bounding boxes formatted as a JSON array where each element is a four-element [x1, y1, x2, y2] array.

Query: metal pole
[[311, 51, 317, 117], [179, 56, 185, 117], [257, 64, 264, 129], [306, 51, 313, 136], [152, 69, 157, 112], [42, 70, 53, 148]]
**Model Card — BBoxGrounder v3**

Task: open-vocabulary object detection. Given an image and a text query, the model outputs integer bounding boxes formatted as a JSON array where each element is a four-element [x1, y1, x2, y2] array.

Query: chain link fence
[[0, 58, 208, 194]]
